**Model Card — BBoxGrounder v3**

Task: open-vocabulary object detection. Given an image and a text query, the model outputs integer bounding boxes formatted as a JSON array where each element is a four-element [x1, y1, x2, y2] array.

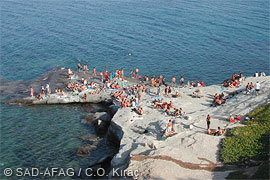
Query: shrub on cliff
[[221, 104, 270, 179]]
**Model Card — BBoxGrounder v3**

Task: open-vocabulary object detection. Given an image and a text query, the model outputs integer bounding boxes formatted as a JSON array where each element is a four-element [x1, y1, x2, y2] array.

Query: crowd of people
[[223, 72, 245, 88], [29, 61, 267, 138], [254, 71, 266, 77], [152, 98, 185, 117], [112, 84, 145, 109]]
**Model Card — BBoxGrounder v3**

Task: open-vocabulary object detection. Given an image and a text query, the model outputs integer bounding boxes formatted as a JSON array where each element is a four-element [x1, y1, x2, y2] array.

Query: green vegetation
[[221, 104, 270, 179], [245, 104, 270, 125], [221, 125, 269, 163]]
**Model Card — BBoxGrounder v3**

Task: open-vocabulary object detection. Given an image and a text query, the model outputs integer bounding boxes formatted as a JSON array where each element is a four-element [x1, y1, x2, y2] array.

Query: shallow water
[[0, 102, 115, 179]]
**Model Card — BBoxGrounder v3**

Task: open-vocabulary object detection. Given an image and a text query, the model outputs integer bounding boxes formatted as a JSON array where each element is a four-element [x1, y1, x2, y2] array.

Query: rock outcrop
[[2, 67, 270, 179], [76, 144, 97, 157], [106, 76, 270, 179]]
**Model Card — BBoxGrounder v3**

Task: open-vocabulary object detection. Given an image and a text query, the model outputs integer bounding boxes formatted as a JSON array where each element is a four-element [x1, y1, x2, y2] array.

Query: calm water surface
[[0, 0, 269, 178]]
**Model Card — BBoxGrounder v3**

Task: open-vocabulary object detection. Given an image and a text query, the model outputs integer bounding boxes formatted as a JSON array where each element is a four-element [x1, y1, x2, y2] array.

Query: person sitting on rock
[[214, 97, 222, 105], [165, 107, 171, 115], [168, 101, 175, 108], [61, 90, 65, 97], [216, 127, 226, 136], [175, 91, 182, 98], [172, 108, 180, 116], [37, 93, 42, 100], [229, 115, 235, 123], [167, 87, 172, 97], [73, 88, 79, 95], [179, 108, 185, 116], [165, 119, 174, 136], [153, 102, 162, 110], [71, 73, 76, 80]]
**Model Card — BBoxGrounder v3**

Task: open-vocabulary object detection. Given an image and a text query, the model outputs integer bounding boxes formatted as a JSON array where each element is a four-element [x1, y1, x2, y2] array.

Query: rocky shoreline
[[2, 68, 270, 179]]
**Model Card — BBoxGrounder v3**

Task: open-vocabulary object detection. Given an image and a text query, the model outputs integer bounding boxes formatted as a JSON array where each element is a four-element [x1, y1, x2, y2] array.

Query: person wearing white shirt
[[68, 68, 72, 75], [255, 82, 261, 95]]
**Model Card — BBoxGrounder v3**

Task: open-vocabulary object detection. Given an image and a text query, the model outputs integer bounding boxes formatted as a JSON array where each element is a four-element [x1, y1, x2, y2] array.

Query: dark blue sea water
[[1, 0, 269, 83], [0, 0, 269, 178]]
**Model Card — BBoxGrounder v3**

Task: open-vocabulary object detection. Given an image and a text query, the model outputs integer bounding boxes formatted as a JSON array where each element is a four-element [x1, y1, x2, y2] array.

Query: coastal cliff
[[106, 76, 270, 179], [2, 68, 270, 179]]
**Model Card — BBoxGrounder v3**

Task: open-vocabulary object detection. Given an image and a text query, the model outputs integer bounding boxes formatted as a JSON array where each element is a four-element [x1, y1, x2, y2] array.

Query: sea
[[0, 0, 269, 178]]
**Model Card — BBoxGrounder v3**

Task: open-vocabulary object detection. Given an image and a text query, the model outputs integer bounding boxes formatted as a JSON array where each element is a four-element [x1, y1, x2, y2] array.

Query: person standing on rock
[[68, 68, 72, 75], [93, 67, 96, 76], [46, 84, 51, 96], [77, 60, 82, 72], [30, 87, 34, 97], [255, 81, 261, 96], [41, 85, 45, 95], [206, 114, 211, 129], [171, 76, 176, 86], [137, 85, 143, 104], [180, 76, 184, 86], [135, 68, 139, 78]]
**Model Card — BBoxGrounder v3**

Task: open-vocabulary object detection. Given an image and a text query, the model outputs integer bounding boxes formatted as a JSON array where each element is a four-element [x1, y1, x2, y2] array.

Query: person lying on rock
[[192, 89, 204, 98], [207, 127, 226, 136], [207, 129, 216, 136], [132, 106, 144, 115]]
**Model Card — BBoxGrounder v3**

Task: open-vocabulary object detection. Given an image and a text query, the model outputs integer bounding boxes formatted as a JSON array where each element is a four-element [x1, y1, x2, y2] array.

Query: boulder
[[106, 121, 123, 147], [81, 114, 96, 125], [33, 99, 47, 104], [108, 105, 119, 116], [94, 112, 111, 122], [47, 97, 60, 104], [79, 135, 99, 142], [76, 144, 97, 157]]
